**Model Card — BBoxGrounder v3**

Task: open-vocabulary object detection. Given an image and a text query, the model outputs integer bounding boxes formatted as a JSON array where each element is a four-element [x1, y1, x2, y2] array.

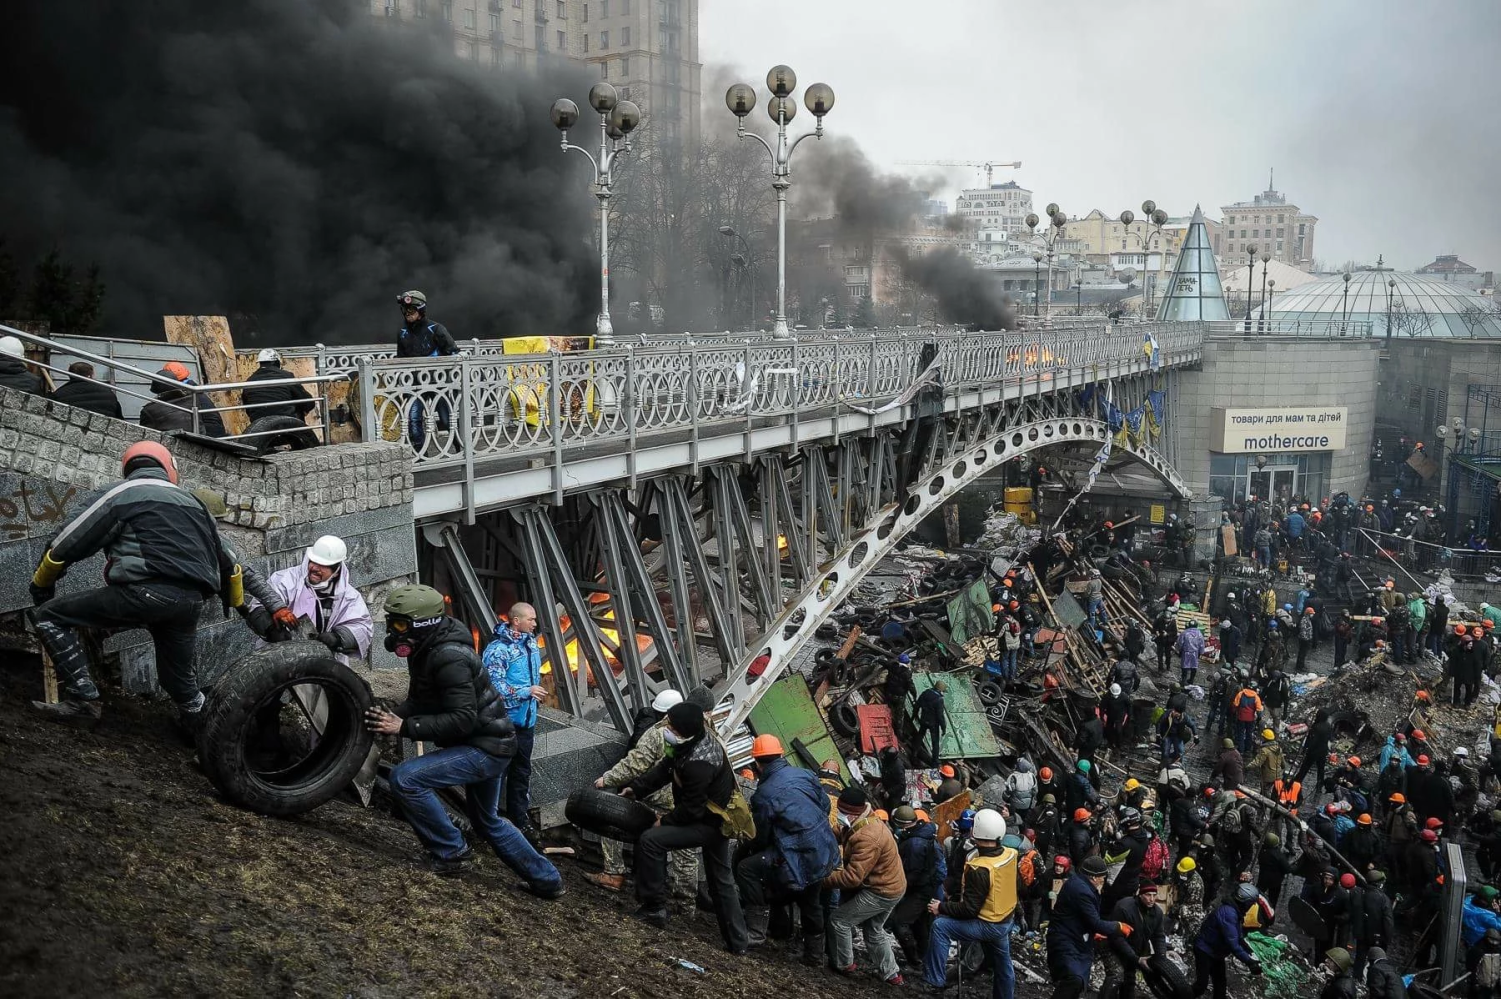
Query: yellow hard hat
[[1262, 728, 1276, 741], [1176, 857, 1197, 874], [1125, 778, 1141, 791]]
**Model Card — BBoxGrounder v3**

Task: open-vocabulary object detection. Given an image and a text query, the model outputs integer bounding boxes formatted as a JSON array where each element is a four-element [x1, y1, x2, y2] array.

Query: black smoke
[[887, 247, 1017, 331], [793, 137, 1017, 330], [0, 0, 597, 344]]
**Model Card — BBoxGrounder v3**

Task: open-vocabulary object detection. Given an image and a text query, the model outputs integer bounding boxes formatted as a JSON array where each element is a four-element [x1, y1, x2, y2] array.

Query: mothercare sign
[[1210, 406, 1348, 453]]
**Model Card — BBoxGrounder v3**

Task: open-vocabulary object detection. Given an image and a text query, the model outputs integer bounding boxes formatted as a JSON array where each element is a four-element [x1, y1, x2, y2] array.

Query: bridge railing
[[355, 322, 1204, 469]]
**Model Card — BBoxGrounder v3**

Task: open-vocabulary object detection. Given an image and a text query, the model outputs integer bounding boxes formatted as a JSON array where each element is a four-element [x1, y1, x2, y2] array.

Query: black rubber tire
[[828, 701, 859, 737], [243, 414, 320, 453], [1144, 956, 1192, 999], [815, 648, 838, 666], [814, 623, 839, 641], [977, 680, 1004, 706], [197, 641, 374, 817], [564, 786, 659, 843]]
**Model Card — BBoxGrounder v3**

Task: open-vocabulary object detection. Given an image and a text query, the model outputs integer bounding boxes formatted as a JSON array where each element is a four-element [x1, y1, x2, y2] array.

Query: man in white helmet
[[924, 807, 1019, 996], [0, 335, 44, 395], [245, 535, 372, 661]]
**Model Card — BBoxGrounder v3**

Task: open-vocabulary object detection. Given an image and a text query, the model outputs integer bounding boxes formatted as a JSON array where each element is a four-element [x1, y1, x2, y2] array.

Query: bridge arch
[[715, 416, 1189, 734]]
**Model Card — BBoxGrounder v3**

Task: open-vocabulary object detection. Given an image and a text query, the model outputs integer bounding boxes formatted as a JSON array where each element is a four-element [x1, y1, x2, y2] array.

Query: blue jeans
[[1002, 648, 1020, 678], [926, 915, 1013, 999], [501, 725, 536, 828], [388, 744, 561, 889]]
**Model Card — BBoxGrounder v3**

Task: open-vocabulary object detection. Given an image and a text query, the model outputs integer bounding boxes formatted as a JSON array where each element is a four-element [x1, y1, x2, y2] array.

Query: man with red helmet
[[29, 441, 284, 726]]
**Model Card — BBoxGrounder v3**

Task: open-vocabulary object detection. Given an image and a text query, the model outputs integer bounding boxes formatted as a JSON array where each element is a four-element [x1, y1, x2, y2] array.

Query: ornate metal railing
[[355, 322, 1205, 470]]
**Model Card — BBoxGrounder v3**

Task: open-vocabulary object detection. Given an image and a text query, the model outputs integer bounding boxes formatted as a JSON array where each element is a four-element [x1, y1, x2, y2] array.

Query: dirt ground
[[1, 659, 1033, 999]]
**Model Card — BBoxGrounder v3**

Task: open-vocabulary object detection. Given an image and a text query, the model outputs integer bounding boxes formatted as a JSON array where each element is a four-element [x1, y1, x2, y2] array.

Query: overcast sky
[[701, 0, 1500, 272]]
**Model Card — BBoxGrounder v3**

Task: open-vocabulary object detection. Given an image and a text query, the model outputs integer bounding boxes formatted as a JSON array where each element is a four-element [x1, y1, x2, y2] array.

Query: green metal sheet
[[946, 578, 995, 645], [747, 673, 852, 783], [912, 672, 1001, 760]]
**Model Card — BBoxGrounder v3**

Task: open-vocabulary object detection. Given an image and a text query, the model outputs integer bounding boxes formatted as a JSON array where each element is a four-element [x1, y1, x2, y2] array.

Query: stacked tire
[[197, 641, 375, 817]]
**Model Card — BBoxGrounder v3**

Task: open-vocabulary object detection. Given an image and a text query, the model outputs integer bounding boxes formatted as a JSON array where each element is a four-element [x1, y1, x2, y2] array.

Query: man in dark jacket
[[1104, 810, 1154, 909], [30, 441, 283, 724], [1256, 832, 1296, 909], [1364, 947, 1407, 999], [396, 289, 459, 358], [1320, 947, 1358, 999], [914, 680, 948, 767], [625, 701, 749, 953], [1219, 619, 1244, 670], [241, 348, 315, 422], [0, 335, 44, 395], [1295, 708, 1336, 796], [1212, 739, 1245, 791], [1192, 883, 1262, 999], [52, 362, 121, 418], [886, 805, 946, 967], [736, 735, 841, 960], [1351, 871, 1395, 977], [1104, 880, 1170, 999], [1047, 855, 1126, 999], [367, 584, 562, 893], [139, 363, 227, 438], [884, 654, 917, 736]]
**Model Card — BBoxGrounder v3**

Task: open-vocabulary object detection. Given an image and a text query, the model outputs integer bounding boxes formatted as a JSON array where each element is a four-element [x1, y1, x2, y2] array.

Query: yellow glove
[[228, 565, 245, 608], [33, 549, 66, 587]]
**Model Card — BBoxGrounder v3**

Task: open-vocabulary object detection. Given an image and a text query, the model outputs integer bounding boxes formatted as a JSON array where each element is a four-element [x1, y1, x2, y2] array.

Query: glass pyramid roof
[[1256, 269, 1501, 338], [1157, 206, 1229, 321]]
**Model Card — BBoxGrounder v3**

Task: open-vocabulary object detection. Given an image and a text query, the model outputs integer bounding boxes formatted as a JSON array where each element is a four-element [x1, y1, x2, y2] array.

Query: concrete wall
[[0, 385, 418, 691], [1168, 336, 1381, 504]]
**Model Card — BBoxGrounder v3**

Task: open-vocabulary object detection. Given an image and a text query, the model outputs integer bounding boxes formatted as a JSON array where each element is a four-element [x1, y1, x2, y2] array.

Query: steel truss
[[432, 369, 1187, 736]]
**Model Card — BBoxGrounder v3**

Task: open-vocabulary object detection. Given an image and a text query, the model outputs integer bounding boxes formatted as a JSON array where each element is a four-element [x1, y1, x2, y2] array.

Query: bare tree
[[1459, 303, 1490, 338]]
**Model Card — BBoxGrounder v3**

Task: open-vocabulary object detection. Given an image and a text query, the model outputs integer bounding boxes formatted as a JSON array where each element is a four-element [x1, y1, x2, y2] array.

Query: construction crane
[[895, 159, 1022, 188]]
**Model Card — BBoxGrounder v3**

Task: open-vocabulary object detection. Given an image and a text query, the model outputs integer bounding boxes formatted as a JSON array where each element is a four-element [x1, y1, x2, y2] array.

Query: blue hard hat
[[1393, 488, 1402, 498], [1283, 603, 1293, 611], [956, 808, 976, 831], [1268, 620, 1279, 629], [897, 653, 911, 664]]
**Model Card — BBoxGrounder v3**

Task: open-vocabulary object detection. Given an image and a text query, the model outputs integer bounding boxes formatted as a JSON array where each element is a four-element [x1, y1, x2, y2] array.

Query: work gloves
[[272, 608, 298, 629], [313, 632, 342, 652]]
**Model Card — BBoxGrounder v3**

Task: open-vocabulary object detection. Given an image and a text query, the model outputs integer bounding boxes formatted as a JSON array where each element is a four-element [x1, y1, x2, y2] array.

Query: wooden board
[[856, 703, 898, 754], [747, 673, 852, 784], [163, 316, 249, 435], [911, 672, 1001, 760], [1221, 524, 1238, 557], [932, 789, 972, 845]]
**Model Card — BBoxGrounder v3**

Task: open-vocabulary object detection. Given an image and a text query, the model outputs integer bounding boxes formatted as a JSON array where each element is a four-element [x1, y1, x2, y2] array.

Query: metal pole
[[1034, 261, 1041, 317], [1244, 259, 1255, 321], [595, 113, 614, 346], [774, 183, 789, 338], [1044, 248, 1054, 324]]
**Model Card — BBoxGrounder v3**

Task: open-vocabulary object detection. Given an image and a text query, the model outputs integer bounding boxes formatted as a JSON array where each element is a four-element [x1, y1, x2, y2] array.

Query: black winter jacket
[[396, 319, 458, 358], [46, 467, 280, 609], [139, 385, 227, 438], [1365, 958, 1407, 999], [1350, 885, 1395, 947], [1108, 894, 1168, 962], [629, 728, 735, 827], [242, 363, 314, 420], [394, 618, 517, 756], [52, 377, 122, 418], [0, 356, 44, 395]]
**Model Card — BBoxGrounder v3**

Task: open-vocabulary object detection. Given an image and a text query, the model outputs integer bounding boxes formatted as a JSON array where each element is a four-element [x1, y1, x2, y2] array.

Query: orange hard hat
[[1417, 754, 1430, 765], [1040, 767, 1053, 780], [160, 360, 192, 382], [1487, 619, 1496, 629], [1306, 607, 1316, 615], [1003, 578, 1013, 588], [1366, 504, 1375, 512], [1348, 756, 1361, 768], [993, 603, 1003, 613], [121, 440, 180, 485], [1009, 600, 1019, 610], [1415, 690, 1432, 702], [940, 764, 956, 778], [1105, 521, 1114, 529], [1389, 793, 1406, 804], [1073, 808, 1092, 822], [1328, 752, 1341, 765], [1357, 813, 1373, 826], [915, 809, 930, 822], [874, 809, 889, 821], [1412, 729, 1426, 740], [750, 734, 784, 758], [738, 768, 756, 780]]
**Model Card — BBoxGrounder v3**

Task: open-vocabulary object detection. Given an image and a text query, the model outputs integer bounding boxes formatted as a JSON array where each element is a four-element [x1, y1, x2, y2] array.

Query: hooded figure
[[248, 535, 373, 662]]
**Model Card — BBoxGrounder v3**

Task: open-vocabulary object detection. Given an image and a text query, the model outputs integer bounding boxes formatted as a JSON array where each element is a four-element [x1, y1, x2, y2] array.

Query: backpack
[[1017, 848, 1042, 889], [1235, 689, 1259, 722], [1141, 834, 1170, 880], [1008, 770, 1038, 812]]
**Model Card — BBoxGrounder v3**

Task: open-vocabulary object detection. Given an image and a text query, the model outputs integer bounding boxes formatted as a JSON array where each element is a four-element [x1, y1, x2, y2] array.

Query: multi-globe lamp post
[[550, 84, 641, 348], [725, 66, 835, 339], [1118, 201, 1168, 315], [1025, 204, 1068, 323], [1243, 245, 1259, 321]]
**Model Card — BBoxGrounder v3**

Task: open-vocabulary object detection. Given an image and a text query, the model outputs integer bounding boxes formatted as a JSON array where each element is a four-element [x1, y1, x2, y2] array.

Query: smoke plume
[[0, 0, 597, 344], [793, 136, 1017, 330]]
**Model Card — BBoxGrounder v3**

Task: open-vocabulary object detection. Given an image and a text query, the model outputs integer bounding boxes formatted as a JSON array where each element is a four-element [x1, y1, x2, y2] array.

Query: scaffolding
[[1445, 385, 1501, 545]]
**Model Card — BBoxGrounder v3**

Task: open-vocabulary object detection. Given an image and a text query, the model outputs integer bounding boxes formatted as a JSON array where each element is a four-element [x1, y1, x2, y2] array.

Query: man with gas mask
[[365, 584, 563, 894]]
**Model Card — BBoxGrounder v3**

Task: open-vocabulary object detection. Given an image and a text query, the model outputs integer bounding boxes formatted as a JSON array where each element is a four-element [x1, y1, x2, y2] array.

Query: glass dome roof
[[1257, 269, 1501, 338]]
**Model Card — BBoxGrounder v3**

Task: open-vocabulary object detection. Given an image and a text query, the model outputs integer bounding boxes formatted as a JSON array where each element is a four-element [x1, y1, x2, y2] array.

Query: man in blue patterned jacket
[[483, 602, 544, 841]]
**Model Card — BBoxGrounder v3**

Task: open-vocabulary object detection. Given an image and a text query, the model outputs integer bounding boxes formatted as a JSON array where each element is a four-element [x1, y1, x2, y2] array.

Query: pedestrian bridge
[[334, 322, 1204, 734]]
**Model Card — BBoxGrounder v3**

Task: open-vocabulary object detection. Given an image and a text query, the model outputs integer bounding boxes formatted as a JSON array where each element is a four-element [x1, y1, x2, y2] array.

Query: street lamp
[[1340, 270, 1353, 331], [1385, 277, 1397, 349], [718, 225, 758, 330], [1118, 201, 1168, 314], [1243, 244, 1258, 322], [1025, 205, 1068, 323], [726, 67, 835, 339], [1266, 278, 1276, 315], [1073, 282, 1083, 315], [551, 84, 640, 347], [1258, 252, 1271, 318], [1031, 251, 1044, 317]]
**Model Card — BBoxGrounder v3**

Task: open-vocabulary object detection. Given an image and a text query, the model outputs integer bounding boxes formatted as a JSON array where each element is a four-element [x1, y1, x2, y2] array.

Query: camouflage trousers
[[600, 784, 701, 895]]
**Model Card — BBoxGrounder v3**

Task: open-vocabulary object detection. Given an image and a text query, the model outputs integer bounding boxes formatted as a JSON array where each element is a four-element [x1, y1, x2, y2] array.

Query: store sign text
[[1209, 407, 1348, 454]]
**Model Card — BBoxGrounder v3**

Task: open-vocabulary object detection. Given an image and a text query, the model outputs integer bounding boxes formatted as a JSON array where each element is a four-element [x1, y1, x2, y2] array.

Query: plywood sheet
[[747, 673, 851, 783], [911, 672, 1000, 760]]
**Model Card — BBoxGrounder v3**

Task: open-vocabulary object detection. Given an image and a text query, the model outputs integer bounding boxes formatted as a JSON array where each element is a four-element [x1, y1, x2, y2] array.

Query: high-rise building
[[1220, 174, 1318, 271], [369, 0, 700, 148], [954, 181, 1033, 238]]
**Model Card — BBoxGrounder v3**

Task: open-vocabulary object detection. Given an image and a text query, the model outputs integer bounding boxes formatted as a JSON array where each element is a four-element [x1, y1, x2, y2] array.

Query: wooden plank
[[836, 625, 863, 660], [932, 789, 972, 845], [748, 673, 852, 783], [163, 316, 247, 435]]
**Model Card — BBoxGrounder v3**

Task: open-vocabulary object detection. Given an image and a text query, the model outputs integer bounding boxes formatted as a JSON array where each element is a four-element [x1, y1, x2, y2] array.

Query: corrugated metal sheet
[[747, 673, 852, 783], [913, 672, 1000, 760], [49, 335, 200, 420]]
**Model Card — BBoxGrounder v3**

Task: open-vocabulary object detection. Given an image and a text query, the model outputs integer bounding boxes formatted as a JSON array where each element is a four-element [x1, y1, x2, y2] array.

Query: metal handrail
[[0, 322, 346, 444], [356, 321, 1206, 472]]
